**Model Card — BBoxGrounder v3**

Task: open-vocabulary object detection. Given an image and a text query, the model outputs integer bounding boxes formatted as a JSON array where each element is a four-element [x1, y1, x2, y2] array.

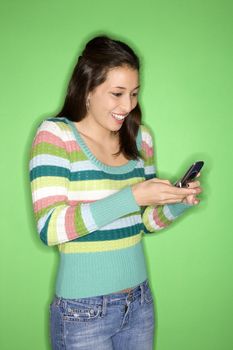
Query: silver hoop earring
[[86, 98, 90, 110]]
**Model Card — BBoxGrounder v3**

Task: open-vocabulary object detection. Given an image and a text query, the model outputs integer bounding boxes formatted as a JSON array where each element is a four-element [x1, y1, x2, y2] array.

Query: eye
[[111, 91, 139, 98], [112, 93, 122, 97]]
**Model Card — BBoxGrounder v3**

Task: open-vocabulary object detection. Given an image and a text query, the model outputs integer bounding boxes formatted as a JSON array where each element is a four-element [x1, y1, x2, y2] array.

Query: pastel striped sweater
[[29, 117, 191, 298]]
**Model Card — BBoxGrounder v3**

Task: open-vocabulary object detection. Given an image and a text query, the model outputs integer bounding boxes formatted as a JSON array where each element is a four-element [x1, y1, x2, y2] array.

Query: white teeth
[[112, 113, 128, 121]]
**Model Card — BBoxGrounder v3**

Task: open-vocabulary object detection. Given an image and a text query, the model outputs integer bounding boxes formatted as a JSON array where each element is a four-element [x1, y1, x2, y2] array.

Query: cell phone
[[174, 161, 204, 188]]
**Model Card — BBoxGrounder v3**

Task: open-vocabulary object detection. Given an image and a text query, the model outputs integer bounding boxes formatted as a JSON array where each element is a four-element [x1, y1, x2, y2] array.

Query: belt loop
[[102, 296, 107, 316], [127, 289, 133, 299], [55, 296, 62, 306], [140, 282, 145, 305]]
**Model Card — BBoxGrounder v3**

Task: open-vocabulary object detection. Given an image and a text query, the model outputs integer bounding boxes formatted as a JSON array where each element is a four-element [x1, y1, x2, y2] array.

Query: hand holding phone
[[174, 161, 204, 188]]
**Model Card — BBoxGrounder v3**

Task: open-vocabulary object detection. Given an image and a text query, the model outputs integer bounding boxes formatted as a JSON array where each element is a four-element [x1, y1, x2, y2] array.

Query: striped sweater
[[29, 117, 191, 298]]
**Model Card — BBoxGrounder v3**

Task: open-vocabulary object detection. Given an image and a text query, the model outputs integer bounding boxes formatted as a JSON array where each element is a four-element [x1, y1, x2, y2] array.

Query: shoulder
[[34, 117, 71, 138], [29, 118, 72, 175], [31, 117, 76, 150], [30, 117, 74, 158]]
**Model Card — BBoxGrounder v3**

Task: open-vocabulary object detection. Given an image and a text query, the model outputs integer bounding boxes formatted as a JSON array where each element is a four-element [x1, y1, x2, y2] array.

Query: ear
[[87, 93, 92, 103], [86, 94, 91, 110]]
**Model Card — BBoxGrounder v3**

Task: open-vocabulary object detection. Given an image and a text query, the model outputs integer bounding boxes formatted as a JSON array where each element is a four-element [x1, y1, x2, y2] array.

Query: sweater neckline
[[64, 117, 141, 174]]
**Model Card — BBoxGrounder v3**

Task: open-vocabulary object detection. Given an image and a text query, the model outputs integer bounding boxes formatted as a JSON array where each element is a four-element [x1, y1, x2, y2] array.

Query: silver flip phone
[[174, 161, 204, 188]]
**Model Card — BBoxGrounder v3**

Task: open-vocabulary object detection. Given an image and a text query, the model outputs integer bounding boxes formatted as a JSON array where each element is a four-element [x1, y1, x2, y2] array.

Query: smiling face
[[85, 65, 139, 135]]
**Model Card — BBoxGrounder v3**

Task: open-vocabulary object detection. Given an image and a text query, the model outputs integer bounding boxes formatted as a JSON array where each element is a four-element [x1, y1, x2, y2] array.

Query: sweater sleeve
[[140, 125, 192, 233], [29, 119, 140, 246]]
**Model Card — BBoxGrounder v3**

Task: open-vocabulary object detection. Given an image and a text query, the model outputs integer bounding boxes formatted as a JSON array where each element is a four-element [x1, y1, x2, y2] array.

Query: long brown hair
[[55, 35, 142, 160]]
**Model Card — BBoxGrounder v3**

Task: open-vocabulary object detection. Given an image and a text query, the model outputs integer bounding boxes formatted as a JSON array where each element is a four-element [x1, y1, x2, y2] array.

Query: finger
[[186, 196, 196, 205], [168, 186, 201, 196], [184, 198, 200, 205], [187, 181, 200, 188], [163, 191, 198, 201], [160, 198, 183, 205], [185, 194, 201, 205]]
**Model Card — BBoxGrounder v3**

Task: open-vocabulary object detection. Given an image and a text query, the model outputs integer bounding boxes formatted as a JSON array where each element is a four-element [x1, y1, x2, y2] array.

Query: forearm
[[142, 202, 192, 233], [34, 186, 140, 246]]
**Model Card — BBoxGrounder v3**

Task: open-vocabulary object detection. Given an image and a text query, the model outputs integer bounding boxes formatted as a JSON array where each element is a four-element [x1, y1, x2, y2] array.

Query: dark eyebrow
[[113, 85, 140, 90]]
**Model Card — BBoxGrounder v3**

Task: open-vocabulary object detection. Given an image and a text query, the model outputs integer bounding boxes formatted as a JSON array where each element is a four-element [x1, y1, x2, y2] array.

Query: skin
[[74, 65, 202, 206], [76, 65, 139, 142]]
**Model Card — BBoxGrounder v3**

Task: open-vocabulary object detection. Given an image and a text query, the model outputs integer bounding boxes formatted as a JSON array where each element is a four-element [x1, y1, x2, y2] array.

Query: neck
[[75, 116, 118, 143]]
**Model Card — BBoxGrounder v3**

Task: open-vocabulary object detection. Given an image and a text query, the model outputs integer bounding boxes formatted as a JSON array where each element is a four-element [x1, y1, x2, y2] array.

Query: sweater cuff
[[90, 186, 140, 228], [166, 202, 192, 218]]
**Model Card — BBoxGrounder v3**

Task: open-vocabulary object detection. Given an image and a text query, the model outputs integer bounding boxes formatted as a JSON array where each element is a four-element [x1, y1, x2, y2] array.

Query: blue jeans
[[50, 279, 155, 349]]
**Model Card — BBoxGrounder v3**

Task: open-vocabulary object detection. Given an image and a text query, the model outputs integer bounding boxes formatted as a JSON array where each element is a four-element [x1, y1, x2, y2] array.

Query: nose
[[121, 95, 134, 113]]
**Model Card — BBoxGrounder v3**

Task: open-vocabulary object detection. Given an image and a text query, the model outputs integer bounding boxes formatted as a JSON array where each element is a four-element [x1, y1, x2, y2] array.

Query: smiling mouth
[[111, 112, 128, 121]]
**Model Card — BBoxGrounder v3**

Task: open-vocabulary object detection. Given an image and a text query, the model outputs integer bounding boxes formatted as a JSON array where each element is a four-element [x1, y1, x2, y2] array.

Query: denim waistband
[[54, 279, 150, 306], [107, 279, 149, 301]]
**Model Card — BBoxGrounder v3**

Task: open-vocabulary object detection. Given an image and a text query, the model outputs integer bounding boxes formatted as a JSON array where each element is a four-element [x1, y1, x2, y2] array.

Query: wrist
[[132, 182, 156, 207], [131, 184, 142, 206]]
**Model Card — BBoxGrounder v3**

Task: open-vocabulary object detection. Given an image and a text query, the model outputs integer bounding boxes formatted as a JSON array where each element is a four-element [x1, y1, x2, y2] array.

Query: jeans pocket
[[63, 300, 102, 322]]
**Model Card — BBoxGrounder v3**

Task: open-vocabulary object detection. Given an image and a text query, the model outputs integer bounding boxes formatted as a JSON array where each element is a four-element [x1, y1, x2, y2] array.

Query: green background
[[1, 0, 232, 349]]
